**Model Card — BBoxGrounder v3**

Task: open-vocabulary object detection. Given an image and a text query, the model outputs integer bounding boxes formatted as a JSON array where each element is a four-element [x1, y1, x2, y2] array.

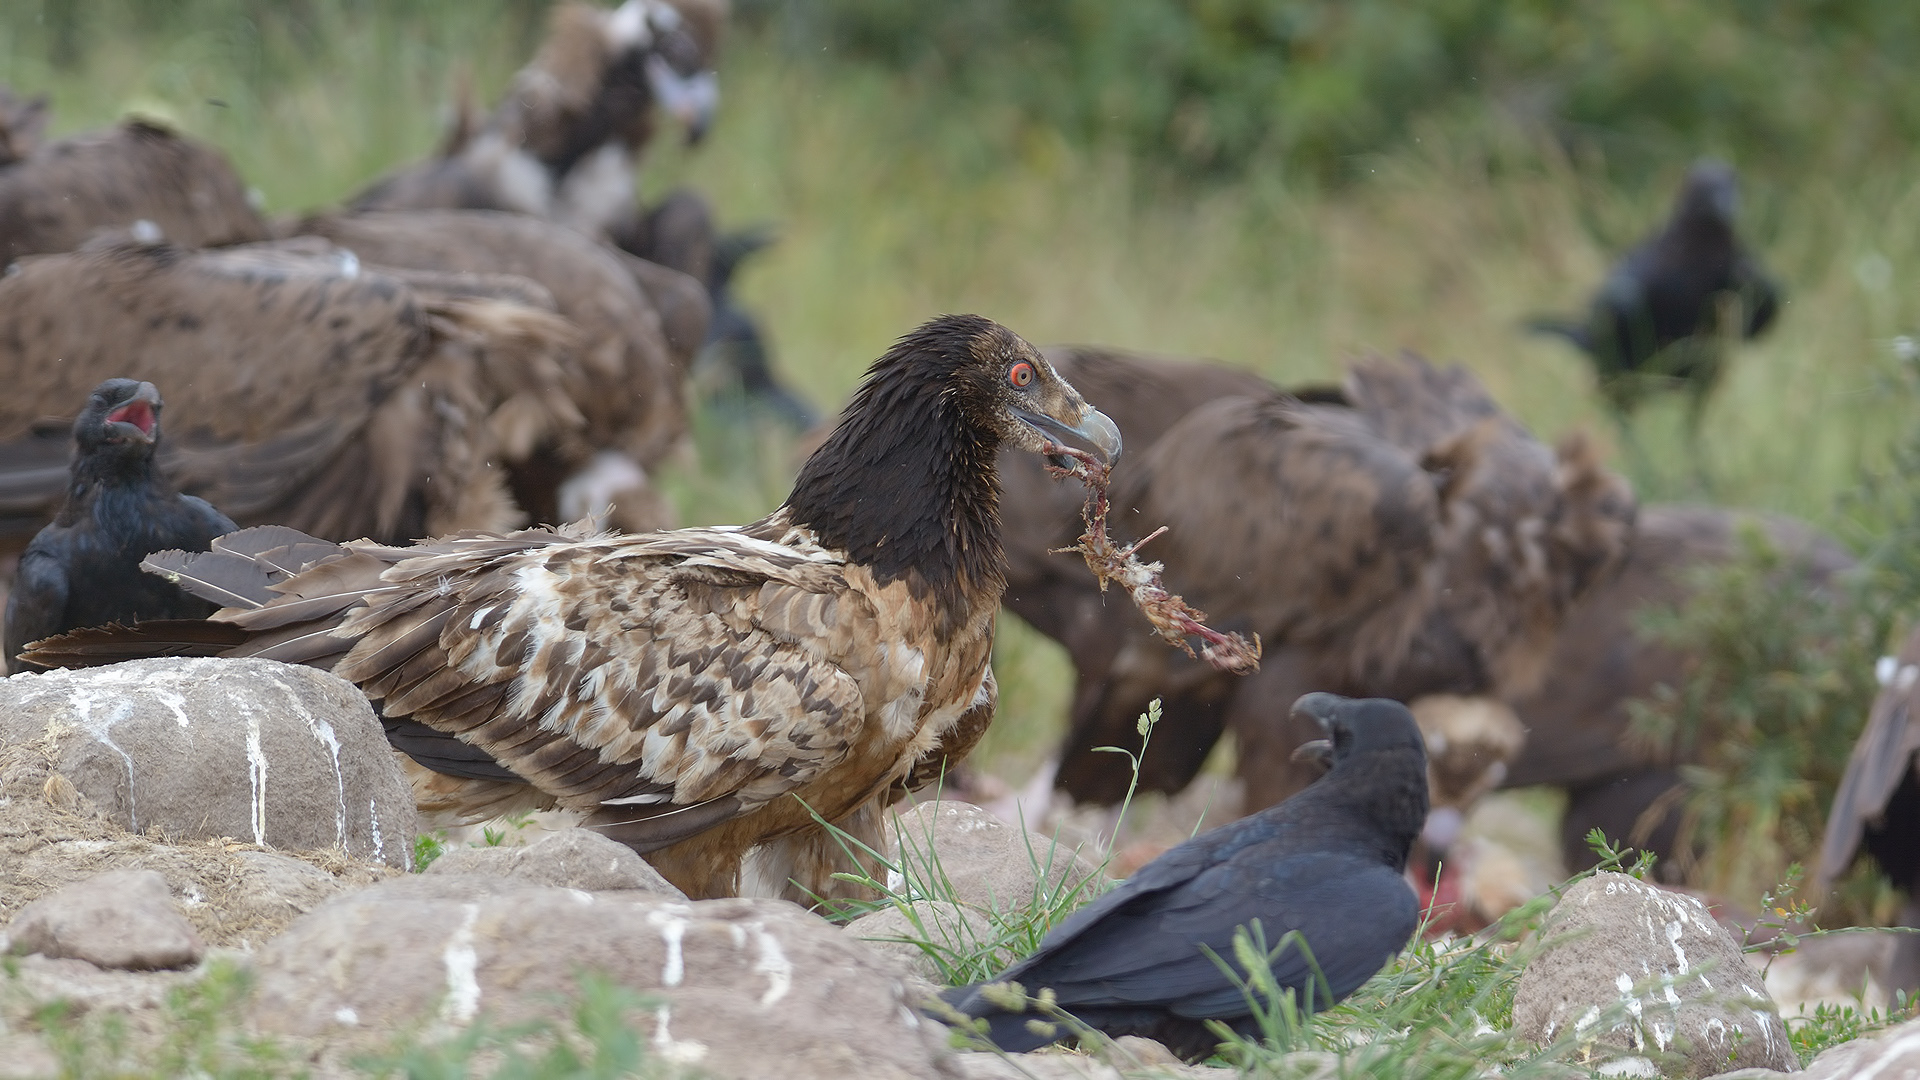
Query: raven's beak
[[1290, 739, 1333, 769], [1017, 403, 1122, 466], [1288, 692, 1346, 771], [1290, 691, 1345, 730], [104, 381, 162, 444]]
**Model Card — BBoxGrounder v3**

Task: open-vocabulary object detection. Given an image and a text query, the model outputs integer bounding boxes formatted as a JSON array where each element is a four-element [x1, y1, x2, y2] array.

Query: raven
[[937, 692, 1427, 1061], [4, 380, 235, 673], [1531, 161, 1780, 427]]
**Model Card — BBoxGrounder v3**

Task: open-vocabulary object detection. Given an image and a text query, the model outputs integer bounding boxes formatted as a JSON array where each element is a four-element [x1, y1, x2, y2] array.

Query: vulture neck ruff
[[783, 329, 1007, 619]]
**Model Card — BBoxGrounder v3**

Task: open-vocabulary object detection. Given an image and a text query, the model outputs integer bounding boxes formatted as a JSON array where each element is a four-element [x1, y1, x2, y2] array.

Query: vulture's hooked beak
[[1017, 402, 1123, 468], [1288, 691, 1344, 770], [104, 382, 162, 444], [647, 55, 719, 145]]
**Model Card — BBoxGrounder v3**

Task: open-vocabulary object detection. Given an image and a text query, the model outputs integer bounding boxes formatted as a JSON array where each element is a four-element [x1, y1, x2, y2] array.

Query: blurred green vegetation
[[3, 1, 1920, 821], [752, 0, 1920, 186]]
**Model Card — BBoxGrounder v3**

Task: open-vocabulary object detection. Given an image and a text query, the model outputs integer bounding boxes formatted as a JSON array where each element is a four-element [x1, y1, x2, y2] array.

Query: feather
[[17, 619, 250, 667], [142, 548, 277, 610]]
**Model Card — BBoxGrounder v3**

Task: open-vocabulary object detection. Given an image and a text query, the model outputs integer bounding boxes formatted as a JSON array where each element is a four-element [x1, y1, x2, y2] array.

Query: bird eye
[[1009, 362, 1035, 388]]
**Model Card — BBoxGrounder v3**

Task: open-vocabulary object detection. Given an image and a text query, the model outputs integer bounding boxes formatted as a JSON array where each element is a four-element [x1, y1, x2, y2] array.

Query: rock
[[6, 869, 204, 970], [846, 900, 995, 982], [0, 658, 416, 867], [948, 1047, 1239, 1078], [1788, 1014, 1920, 1078], [245, 877, 951, 1079], [1512, 872, 1798, 1077], [425, 827, 685, 897], [890, 801, 1105, 913]]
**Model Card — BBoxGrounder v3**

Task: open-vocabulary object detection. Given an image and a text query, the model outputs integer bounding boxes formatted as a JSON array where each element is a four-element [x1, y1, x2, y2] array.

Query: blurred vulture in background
[[692, 225, 819, 429], [1530, 161, 1781, 429], [1498, 505, 1853, 877], [293, 209, 700, 531], [0, 239, 578, 550], [1005, 349, 1635, 814], [351, 0, 724, 250], [0, 88, 269, 263], [1821, 623, 1920, 992]]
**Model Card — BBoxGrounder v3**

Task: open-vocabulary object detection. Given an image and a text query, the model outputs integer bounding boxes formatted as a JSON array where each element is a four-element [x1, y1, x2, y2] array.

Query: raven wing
[[1000, 849, 1415, 1018]]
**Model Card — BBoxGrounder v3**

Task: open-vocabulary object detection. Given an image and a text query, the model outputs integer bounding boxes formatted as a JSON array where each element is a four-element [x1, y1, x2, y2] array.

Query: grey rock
[[0, 657, 416, 867], [949, 1048, 1238, 1078], [846, 900, 995, 982], [1512, 872, 1799, 1077], [6, 869, 203, 970], [425, 827, 685, 897], [1793, 1014, 1920, 1079], [890, 801, 1106, 913], [245, 878, 952, 1079]]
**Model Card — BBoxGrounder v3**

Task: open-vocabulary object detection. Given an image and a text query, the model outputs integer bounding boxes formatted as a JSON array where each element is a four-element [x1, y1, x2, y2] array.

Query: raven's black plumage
[[937, 693, 1427, 1061], [1532, 161, 1780, 420], [4, 379, 234, 672]]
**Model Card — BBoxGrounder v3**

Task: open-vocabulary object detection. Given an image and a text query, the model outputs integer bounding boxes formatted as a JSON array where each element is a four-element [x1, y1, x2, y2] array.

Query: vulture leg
[[744, 800, 888, 907]]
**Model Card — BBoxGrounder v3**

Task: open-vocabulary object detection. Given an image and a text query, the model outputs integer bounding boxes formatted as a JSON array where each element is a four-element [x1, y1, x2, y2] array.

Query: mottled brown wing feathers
[[300, 529, 871, 846]]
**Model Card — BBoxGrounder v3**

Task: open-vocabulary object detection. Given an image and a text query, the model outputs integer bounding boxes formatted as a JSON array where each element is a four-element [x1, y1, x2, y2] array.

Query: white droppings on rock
[[440, 904, 482, 1025], [1666, 919, 1688, 973], [241, 699, 268, 846], [150, 686, 192, 728], [650, 1004, 709, 1065], [334, 1007, 359, 1026], [648, 906, 688, 986], [69, 694, 141, 830], [368, 798, 387, 866], [1596, 1057, 1658, 1077], [272, 675, 348, 846], [748, 922, 793, 1007]]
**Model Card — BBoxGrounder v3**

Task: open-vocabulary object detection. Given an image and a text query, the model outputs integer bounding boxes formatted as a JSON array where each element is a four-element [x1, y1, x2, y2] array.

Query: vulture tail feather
[[20, 620, 250, 669]]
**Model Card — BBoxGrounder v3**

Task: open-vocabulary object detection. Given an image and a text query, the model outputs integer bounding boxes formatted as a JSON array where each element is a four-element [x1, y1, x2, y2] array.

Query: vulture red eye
[[1009, 362, 1035, 388]]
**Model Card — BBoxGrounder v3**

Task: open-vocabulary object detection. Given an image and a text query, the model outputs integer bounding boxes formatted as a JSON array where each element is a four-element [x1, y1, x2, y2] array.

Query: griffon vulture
[[292, 209, 696, 531], [0, 239, 578, 551], [1040, 351, 1634, 807], [0, 90, 268, 263], [350, 0, 724, 244]]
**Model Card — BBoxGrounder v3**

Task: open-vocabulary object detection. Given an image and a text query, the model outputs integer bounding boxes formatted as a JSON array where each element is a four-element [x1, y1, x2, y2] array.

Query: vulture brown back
[[293, 209, 695, 530], [1046, 352, 1635, 805], [0, 240, 579, 549], [0, 110, 268, 263]]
